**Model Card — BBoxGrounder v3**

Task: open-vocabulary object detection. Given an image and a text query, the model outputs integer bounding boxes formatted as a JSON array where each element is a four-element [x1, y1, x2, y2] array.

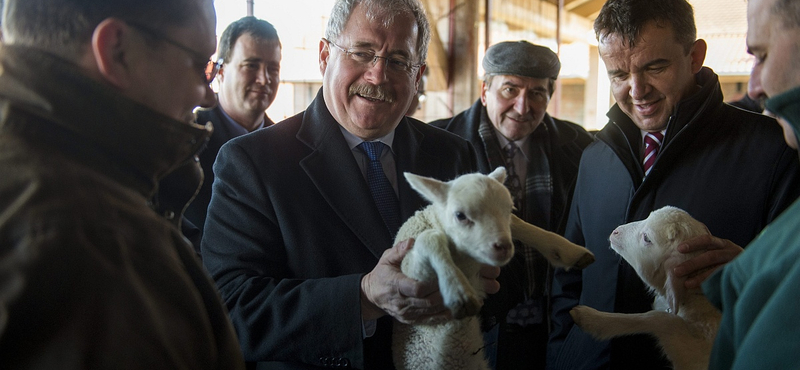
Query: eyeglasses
[[323, 38, 422, 76], [127, 21, 222, 84]]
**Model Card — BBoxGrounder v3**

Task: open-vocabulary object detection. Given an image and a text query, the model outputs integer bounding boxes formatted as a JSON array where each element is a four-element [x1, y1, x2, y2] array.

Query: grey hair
[[325, 0, 431, 64]]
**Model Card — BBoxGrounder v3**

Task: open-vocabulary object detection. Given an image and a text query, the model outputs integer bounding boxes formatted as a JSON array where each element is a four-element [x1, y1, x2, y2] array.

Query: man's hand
[[360, 239, 449, 324], [673, 234, 743, 289], [480, 264, 501, 295]]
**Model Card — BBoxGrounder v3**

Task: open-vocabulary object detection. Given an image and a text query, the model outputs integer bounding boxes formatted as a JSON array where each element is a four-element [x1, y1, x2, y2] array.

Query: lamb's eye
[[455, 211, 467, 222], [643, 233, 652, 244]]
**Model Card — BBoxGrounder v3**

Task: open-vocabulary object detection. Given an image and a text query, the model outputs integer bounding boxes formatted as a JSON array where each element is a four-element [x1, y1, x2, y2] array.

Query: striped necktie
[[504, 142, 523, 208], [643, 132, 664, 176]]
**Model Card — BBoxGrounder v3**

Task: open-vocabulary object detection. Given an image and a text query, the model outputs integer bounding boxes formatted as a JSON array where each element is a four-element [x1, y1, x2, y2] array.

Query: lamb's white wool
[[392, 168, 595, 370], [570, 206, 721, 370]]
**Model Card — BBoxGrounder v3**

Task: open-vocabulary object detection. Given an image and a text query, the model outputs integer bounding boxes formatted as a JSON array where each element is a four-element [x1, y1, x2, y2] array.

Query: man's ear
[[217, 63, 227, 83], [414, 64, 426, 88], [319, 39, 330, 76], [689, 39, 707, 75], [92, 18, 135, 89], [480, 81, 489, 106]]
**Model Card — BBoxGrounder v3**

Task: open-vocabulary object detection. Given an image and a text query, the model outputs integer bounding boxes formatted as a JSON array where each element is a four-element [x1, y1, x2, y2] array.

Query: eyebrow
[[350, 41, 412, 59], [607, 58, 671, 76]]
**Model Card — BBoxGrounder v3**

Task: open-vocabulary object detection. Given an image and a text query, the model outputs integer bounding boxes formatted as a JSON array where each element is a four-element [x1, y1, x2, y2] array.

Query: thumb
[[389, 238, 415, 261]]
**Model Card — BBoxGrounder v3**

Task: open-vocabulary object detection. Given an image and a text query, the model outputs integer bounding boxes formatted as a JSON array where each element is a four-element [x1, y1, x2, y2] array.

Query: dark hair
[[1, 0, 194, 58], [593, 0, 697, 53], [772, 0, 800, 28], [217, 16, 280, 63]]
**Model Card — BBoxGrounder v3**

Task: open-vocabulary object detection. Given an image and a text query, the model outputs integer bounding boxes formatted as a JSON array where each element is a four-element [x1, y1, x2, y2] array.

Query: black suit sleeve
[[201, 141, 367, 367]]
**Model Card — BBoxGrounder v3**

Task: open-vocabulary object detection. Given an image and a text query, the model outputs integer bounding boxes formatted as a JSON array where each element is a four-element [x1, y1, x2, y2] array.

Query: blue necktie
[[358, 141, 401, 235]]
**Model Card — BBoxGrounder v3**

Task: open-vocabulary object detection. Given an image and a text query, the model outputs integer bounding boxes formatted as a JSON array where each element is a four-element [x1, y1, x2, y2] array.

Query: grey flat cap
[[482, 41, 561, 80]]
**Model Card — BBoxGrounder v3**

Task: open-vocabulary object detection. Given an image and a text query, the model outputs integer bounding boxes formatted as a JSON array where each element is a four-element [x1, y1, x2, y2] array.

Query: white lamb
[[569, 206, 721, 370], [392, 167, 595, 370]]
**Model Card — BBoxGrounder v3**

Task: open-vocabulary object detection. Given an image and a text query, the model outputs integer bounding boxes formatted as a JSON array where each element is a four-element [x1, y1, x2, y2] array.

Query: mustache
[[348, 83, 395, 103]]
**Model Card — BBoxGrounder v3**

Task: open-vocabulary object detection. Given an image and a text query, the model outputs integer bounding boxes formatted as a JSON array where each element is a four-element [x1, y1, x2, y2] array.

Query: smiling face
[[218, 32, 282, 131], [481, 74, 551, 141], [599, 21, 706, 132], [319, 2, 424, 140]]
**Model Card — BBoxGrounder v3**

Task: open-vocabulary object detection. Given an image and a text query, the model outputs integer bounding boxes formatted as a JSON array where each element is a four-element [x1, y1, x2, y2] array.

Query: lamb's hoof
[[569, 305, 596, 328], [569, 305, 604, 338], [452, 295, 482, 319], [572, 252, 595, 270]]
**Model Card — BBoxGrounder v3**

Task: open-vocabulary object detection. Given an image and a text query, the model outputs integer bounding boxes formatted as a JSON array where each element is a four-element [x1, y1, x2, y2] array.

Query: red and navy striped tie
[[643, 132, 664, 176]]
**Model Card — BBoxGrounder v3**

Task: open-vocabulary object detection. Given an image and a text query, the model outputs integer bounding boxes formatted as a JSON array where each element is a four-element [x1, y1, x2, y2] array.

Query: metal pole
[[554, 0, 564, 116], [247, 0, 254, 16], [485, 0, 492, 51], [447, 0, 456, 113]]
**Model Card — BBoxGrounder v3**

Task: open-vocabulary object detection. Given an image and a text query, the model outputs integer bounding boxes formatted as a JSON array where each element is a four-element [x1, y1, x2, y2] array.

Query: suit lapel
[[297, 93, 395, 258], [393, 119, 439, 221]]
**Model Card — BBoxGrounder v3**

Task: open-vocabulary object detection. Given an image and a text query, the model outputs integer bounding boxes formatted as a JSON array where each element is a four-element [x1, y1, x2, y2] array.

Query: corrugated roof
[[691, 0, 752, 75]]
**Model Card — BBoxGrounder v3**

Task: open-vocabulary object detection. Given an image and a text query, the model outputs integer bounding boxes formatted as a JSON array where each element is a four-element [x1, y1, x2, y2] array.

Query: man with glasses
[[431, 40, 593, 370], [201, 0, 494, 368], [0, 0, 243, 368], [184, 17, 282, 252]]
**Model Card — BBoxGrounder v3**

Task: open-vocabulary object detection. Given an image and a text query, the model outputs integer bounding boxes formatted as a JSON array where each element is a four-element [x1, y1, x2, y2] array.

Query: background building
[[214, 0, 754, 130]]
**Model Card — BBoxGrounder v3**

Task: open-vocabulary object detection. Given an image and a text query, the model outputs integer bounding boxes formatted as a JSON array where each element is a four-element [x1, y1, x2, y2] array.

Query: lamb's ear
[[489, 167, 507, 184], [663, 222, 680, 242], [663, 253, 687, 315], [404, 172, 449, 205]]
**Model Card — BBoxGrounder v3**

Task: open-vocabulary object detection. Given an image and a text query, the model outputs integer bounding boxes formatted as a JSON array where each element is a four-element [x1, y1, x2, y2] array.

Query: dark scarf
[[477, 108, 551, 297]]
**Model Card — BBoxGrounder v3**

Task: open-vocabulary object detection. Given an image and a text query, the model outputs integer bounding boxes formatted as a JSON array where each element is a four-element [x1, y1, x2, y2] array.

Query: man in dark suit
[[430, 41, 593, 370], [201, 0, 493, 368], [184, 16, 282, 249]]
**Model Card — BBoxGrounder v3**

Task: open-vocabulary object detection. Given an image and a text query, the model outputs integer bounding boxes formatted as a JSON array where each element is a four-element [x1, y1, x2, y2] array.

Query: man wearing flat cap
[[430, 40, 593, 370]]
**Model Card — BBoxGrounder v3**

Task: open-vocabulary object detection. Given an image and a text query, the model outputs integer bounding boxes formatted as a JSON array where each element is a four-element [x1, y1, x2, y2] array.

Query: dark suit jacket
[[201, 89, 477, 369], [185, 104, 272, 253]]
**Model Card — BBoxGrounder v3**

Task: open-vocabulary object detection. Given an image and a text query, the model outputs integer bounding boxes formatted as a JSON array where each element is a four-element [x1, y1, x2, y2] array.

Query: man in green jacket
[[701, 0, 800, 369]]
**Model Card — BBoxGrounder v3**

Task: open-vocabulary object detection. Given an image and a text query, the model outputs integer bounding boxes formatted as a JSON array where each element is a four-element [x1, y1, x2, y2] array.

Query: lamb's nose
[[494, 242, 511, 252]]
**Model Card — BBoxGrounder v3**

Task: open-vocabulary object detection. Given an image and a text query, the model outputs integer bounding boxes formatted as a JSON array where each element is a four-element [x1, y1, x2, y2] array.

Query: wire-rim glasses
[[322, 38, 422, 76], [127, 21, 222, 84]]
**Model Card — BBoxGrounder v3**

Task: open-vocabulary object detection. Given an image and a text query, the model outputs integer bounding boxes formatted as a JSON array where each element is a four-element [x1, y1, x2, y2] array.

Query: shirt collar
[[217, 104, 265, 134], [494, 128, 531, 162], [340, 126, 396, 153], [640, 128, 667, 141]]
